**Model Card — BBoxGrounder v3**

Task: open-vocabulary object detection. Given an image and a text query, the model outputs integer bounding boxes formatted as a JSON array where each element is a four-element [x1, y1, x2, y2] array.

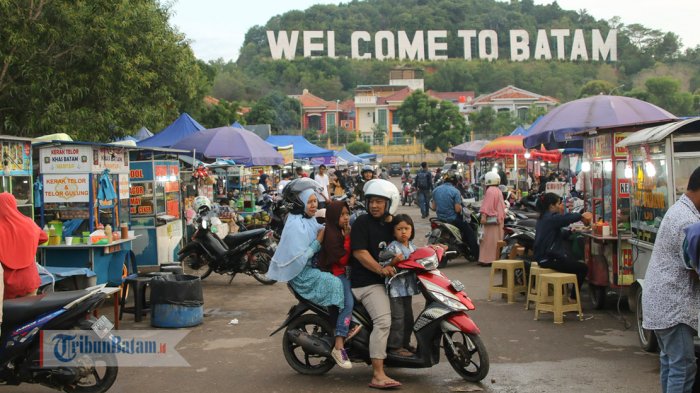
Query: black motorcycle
[[179, 210, 277, 285], [1, 287, 120, 392], [426, 201, 480, 266]]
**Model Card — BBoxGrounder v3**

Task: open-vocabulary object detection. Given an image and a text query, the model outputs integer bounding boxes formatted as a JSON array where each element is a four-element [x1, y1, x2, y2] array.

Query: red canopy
[[477, 135, 561, 162]]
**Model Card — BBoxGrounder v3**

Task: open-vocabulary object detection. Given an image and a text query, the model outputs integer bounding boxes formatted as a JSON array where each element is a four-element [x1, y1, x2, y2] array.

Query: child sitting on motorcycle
[[318, 201, 362, 360], [379, 214, 420, 358]]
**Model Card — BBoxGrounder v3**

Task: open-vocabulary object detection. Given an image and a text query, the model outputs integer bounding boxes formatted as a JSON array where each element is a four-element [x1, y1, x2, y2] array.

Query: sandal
[[389, 348, 414, 357]]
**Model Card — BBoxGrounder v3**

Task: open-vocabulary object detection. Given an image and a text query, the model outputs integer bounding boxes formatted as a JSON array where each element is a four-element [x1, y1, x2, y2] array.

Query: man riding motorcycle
[[431, 173, 479, 260], [353, 165, 375, 200]]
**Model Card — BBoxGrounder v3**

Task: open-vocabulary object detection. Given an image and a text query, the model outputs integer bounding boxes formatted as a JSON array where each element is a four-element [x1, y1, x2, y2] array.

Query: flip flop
[[368, 380, 402, 389]]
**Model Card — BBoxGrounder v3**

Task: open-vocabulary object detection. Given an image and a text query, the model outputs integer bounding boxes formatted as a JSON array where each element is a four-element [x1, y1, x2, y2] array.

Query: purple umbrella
[[449, 140, 490, 162], [171, 126, 283, 166], [523, 95, 677, 149]]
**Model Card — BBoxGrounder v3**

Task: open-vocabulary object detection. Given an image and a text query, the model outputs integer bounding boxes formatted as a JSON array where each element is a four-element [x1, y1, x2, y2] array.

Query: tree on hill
[[397, 90, 467, 152], [0, 0, 208, 140], [579, 80, 618, 98]]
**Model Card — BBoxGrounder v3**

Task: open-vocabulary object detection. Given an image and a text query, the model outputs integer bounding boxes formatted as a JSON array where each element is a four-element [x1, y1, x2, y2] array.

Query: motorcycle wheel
[[250, 247, 276, 285], [636, 288, 658, 352], [282, 314, 335, 375], [63, 345, 118, 393], [443, 332, 489, 383], [182, 254, 213, 280]]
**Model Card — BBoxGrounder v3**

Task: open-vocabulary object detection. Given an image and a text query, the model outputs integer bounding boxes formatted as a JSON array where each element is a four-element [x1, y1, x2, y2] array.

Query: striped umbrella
[[477, 135, 561, 162]]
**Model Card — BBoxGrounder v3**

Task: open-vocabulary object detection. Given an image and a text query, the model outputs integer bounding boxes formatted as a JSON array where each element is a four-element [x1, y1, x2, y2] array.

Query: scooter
[[1, 286, 120, 392], [179, 208, 277, 285], [271, 246, 489, 383], [427, 201, 480, 266], [401, 180, 414, 206]]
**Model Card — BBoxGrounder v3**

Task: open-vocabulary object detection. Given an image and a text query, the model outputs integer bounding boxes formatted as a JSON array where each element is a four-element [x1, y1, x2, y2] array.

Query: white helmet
[[484, 171, 501, 186], [193, 196, 212, 214], [363, 179, 400, 216]]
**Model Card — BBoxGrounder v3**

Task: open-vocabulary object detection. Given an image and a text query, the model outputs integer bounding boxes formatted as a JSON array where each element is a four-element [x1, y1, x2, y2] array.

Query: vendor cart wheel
[[636, 288, 658, 352], [589, 284, 607, 310]]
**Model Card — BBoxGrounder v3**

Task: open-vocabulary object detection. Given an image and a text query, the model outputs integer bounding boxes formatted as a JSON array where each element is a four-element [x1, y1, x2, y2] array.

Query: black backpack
[[415, 170, 430, 189]]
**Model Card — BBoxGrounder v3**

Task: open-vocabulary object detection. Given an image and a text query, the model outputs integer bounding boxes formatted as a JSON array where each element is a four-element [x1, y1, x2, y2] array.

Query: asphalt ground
[[13, 178, 661, 393]]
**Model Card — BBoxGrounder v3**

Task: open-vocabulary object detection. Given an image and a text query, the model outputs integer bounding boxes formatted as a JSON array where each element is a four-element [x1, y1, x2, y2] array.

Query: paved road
[[13, 178, 661, 392]]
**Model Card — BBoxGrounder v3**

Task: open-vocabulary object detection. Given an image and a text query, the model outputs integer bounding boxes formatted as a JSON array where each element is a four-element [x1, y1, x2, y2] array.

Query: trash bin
[[150, 274, 204, 328]]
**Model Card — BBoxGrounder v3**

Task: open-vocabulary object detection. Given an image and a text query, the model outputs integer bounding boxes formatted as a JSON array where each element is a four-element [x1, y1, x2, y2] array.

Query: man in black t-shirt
[[350, 179, 402, 389]]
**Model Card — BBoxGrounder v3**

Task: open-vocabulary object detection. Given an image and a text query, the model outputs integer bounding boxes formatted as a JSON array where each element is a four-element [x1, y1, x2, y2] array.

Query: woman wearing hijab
[[478, 173, 506, 266], [0, 193, 47, 298], [267, 180, 350, 369]]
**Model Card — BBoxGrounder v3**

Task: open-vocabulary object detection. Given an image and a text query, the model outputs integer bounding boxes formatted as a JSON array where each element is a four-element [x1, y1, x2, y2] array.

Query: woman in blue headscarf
[[267, 179, 351, 368]]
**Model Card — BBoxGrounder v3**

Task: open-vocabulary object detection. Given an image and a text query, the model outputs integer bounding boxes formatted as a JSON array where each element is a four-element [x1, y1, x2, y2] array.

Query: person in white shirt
[[315, 164, 330, 207], [277, 172, 292, 193]]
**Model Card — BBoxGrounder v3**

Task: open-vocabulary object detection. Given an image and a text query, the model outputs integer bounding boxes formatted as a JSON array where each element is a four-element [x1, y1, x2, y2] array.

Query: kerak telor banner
[[267, 29, 617, 62]]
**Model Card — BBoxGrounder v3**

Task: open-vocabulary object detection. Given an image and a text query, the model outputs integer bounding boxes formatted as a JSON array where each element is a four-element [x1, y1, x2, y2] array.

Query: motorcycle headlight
[[417, 254, 439, 270], [431, 291, 468, 311]]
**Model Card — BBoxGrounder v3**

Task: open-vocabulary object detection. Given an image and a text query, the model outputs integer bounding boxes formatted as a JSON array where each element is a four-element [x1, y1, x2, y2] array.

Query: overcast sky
[[169, 0, 699, 62]]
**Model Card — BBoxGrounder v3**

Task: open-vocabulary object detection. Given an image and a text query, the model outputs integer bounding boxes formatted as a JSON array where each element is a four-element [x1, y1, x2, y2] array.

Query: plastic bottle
[[104, 224, 113, 243]]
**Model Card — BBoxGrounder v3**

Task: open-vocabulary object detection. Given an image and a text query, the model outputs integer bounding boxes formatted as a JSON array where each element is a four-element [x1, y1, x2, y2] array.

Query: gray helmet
[[281, 178, 322, 214], [361, 165, 374, 174]]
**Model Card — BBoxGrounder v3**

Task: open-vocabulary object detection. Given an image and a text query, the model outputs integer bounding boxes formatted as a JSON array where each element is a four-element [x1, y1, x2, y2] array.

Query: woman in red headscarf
[[0, 192, 47, 298]]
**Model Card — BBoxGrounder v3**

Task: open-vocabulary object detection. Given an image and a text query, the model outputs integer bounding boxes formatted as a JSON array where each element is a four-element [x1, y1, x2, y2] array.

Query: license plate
[[91, 315, 114, 339], [451, 280, 465, 292]]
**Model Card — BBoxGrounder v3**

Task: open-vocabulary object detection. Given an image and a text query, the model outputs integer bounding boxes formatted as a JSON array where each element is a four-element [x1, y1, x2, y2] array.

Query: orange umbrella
[[477, 135, 561, 162]]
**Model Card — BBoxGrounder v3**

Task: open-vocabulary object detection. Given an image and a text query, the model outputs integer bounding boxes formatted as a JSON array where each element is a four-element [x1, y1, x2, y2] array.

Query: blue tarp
[[510, 126, 527, 136], [357, 153, 377, 160], [335, 148, 363, 164], [266, 135, 334, 159], [137, 113, 205, 148], [134, 127, 153, 141]]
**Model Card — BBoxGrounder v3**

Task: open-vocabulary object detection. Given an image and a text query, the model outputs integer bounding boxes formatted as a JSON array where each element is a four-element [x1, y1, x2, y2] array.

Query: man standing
[[350, 179, 401, 389], [315, 164, 330, 208], [643, 166, 700, 393], [431, 173, 479, 260], [414, 162, 433, 219]]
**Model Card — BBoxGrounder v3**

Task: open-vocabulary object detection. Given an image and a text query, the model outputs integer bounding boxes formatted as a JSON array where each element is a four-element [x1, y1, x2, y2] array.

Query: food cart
[[129, 148, 185, 266], [616, 117, 700, 351], [578, 128, 635, 309], [0, 135, 33, 218], [35, 141, 133, 285]]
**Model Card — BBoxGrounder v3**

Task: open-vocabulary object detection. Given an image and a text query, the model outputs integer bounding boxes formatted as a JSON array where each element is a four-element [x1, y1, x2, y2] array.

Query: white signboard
[[93, 147, 129, 174], [44, 174, 90, 203], [40, 146, 92, 173], [118, 173, 130, 200], [266, 28, 617, 62]]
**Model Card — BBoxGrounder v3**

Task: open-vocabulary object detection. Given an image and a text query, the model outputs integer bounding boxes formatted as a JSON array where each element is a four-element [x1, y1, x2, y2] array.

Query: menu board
[[40, 146, 92, 173], [93, 147, 129, 174], [1, 140, 32, 176], [118, 173, 130, 200], [43, 174, 90, 203]]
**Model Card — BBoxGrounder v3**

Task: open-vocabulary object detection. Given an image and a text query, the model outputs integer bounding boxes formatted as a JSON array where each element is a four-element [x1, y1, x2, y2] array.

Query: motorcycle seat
[[223, 228, 267, 248], [2, 290, 90, 328]]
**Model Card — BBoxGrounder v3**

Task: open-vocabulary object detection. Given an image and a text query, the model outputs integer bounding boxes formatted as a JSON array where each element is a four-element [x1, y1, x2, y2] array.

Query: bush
[[346, 141, 371, 155]]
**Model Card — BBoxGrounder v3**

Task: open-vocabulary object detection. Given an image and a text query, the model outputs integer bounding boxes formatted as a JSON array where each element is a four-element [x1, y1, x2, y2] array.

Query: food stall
[[129, 148, 185, 266], [578, 128, 634, 309], [616, 117, 700, 350], [0, 135, 33, 218], [35, 141, 133, 285]]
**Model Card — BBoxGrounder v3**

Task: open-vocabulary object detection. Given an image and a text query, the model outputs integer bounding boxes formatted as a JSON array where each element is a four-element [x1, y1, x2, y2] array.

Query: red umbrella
[[477, 135, 561, 162]]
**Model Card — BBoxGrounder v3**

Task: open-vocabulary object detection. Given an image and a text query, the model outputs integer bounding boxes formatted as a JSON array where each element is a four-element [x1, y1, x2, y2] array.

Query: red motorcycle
[[401, 178, 415, 206], [271, 245, 489, 382]]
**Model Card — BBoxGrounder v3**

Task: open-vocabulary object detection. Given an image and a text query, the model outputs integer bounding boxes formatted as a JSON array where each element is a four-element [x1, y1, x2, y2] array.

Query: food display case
[[0, 136, 33, 218], [580, 130, 634, 307], [129, 150, 183, 266]]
